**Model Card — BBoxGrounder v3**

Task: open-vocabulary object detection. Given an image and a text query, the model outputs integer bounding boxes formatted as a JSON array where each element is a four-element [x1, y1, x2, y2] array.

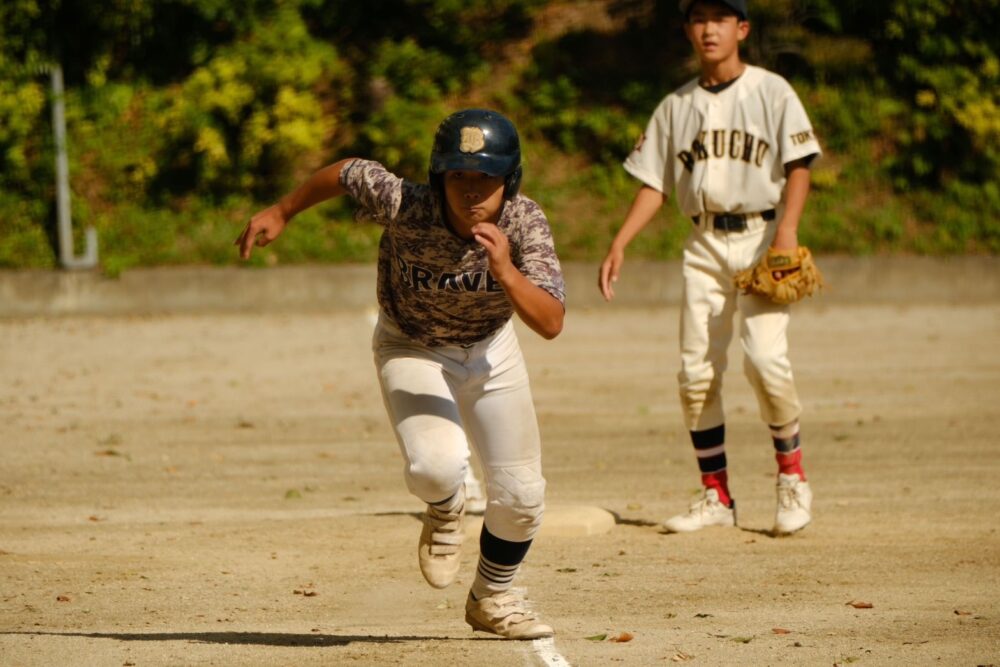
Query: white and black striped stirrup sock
[[471, 556, 519, 599]]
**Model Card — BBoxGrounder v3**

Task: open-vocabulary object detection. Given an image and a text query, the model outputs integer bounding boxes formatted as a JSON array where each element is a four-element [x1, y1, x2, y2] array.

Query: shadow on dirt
[[606, 510, 660, 528], [0, 631, 490, 646], [608, 509, 794, 539]]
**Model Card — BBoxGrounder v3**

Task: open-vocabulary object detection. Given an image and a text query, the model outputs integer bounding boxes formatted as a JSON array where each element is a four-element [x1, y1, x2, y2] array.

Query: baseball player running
[[598, 0, 821, 536], [237, 109, 564, 639]]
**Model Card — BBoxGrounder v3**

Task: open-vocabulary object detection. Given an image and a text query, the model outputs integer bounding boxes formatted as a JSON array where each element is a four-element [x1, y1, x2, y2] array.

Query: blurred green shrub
[[0, 0, 996, 270], [879, 0, 1000, 188]]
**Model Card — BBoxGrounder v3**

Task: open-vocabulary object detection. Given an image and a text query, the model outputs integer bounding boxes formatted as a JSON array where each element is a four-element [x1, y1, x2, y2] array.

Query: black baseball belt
[[692, 209, 776, 232]]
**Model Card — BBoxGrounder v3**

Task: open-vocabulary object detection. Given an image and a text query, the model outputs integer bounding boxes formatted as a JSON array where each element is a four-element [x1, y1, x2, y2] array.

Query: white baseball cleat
[[418, 495, 465, 589], [464, 469, 487, 514], [662, 487, 736, 533], [773, 473, 812, 535], [465, 589, 554, 639]]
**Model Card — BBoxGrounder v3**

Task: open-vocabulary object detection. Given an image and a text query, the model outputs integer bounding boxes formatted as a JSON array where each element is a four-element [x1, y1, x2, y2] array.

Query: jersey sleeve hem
[[539, 283, 566, 307], [782, 147, 822, 167], [623, 161, 668, 194]]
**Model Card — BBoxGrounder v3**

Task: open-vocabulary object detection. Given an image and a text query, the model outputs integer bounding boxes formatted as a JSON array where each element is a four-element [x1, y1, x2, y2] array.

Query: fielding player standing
[[237, 109, 564, 638], [599, 0, 822, 535]]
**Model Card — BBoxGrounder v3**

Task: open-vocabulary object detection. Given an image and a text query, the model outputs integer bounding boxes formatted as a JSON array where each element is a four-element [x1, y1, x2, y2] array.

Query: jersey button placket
[[707, 104, 728, 206]]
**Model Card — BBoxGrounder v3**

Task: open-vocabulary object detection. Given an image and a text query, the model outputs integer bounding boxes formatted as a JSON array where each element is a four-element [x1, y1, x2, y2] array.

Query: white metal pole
[[50, 62, 98, 270]]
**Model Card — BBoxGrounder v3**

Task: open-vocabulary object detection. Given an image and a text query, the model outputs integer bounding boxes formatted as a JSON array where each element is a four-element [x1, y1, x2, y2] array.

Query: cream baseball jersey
[[624, 65, 821, 216], [340, 159, 566, 347]]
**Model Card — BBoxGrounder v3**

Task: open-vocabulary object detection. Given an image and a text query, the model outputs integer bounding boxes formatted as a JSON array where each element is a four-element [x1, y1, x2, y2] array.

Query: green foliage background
[[1, 0, 997, 273]]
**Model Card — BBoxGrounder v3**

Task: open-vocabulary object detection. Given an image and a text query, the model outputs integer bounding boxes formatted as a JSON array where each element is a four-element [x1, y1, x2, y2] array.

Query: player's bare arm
[[474, 222, 564, 340], [599, 185, 666, 301], [772, 158, 812, 251], [236, 158, 354, 260]]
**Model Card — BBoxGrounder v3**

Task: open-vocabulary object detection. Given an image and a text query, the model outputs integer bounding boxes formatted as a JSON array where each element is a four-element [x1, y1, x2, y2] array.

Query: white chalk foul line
[[531, 636, 571, 666]]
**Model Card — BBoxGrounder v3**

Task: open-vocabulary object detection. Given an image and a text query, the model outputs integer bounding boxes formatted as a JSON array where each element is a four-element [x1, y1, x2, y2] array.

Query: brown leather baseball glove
[[734, 246, 824, 305]]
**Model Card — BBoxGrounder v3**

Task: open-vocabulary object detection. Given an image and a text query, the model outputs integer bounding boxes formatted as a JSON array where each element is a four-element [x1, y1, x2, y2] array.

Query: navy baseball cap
[[679, 0, 748, 19]]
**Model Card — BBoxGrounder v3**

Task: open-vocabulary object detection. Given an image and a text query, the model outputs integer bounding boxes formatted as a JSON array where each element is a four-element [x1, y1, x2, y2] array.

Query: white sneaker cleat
[[774, 473, 812, 535], [465, 589, 554, 640], [662, 488, 736, 533], [418, 494, 465, 589], [464, 469, 487, 514]]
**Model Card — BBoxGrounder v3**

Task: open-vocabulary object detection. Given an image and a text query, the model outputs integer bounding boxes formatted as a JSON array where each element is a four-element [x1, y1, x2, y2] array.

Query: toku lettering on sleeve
[[790, 130, 814, 145]]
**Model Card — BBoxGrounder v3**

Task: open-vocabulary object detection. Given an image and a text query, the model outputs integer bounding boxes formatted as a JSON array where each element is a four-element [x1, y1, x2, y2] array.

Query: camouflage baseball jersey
[[340, 159, 566, 347]]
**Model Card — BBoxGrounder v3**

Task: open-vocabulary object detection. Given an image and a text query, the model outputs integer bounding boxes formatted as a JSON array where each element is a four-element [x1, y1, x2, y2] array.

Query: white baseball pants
[[678, 214, 802, 431], [372, 314, 545, 543]]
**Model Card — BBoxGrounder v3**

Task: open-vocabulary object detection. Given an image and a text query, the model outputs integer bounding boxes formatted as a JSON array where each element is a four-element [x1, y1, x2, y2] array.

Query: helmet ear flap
[[503, 166, 522, 200]]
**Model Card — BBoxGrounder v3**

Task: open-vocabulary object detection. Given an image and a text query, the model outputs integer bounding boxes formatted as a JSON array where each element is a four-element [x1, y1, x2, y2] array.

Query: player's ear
[[737, 19, 750, 41]]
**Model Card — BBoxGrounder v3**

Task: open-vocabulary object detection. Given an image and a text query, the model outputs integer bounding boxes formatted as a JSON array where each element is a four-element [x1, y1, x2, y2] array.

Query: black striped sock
[[691, 424, 731, 505], [770, 422, 804, 478], [470, 527, 532, 599], [691, 424, 727, 474]]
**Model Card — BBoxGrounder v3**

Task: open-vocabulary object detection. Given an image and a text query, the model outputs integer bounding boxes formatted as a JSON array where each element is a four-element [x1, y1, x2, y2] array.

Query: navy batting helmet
[[429, 109, 522, 200]]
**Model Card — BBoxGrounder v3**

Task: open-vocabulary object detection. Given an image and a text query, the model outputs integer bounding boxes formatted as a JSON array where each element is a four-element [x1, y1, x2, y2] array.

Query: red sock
[[775, 449, 806, 480], [701, 470, 731, 506]]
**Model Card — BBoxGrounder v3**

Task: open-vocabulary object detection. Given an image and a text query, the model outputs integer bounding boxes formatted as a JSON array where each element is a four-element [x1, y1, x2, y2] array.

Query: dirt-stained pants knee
[[678, 217, 802, 430]]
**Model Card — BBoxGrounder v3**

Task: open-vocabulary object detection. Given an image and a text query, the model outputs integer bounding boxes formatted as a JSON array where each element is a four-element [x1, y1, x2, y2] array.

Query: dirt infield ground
[[2, 295, 999, 665]]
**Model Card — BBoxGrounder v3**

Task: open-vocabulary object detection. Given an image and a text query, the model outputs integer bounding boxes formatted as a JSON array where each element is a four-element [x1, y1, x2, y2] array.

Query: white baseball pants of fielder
[[678, 213, 802, 431], [372, 314, 546, 544]]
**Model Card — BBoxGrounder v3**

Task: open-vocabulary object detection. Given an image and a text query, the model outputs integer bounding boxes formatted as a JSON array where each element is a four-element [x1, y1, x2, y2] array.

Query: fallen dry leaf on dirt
[[670, 651, 694, 661], [585, 634, 607, 642], [954, 609, 972, 616], [847, 600, 873, 609], [772, 627, 792, 634], [56, 595, 71, 602], [610, 632, 634, 643]]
